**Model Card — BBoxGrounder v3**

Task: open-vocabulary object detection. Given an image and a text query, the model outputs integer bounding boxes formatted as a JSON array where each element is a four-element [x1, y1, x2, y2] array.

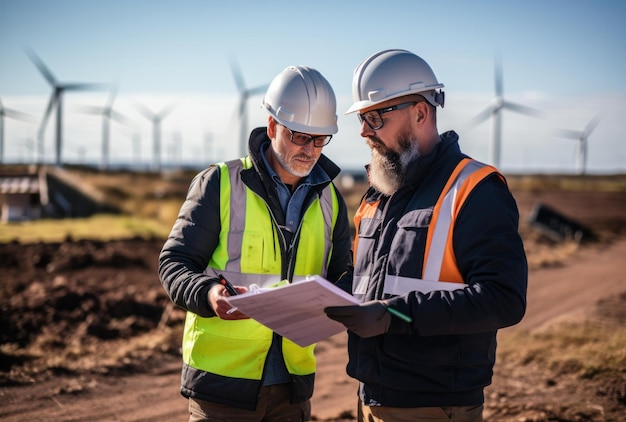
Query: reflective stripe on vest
[[423, 159, 488, 281], [183, 157, 339, 380], [356, 158, 499, 296]]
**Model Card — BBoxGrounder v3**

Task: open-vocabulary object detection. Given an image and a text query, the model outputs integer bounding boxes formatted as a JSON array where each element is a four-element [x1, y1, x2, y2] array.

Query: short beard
[[367, 133, 419, 195], [274, 150, 314, 178]]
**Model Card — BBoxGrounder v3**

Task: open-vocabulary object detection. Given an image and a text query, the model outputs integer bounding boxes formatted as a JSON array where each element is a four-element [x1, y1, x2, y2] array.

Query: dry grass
[[0, 214, 172, 244], [499, 321, 626, 380], [505, 173, 626, 192]]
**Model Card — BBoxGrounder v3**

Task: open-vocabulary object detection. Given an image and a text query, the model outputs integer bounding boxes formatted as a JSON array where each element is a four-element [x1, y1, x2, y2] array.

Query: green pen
[[387, 306, 413, 323]]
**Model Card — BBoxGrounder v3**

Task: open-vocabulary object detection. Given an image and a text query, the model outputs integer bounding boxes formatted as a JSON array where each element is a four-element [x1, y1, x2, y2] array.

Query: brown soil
[[1, 187, 625, 421]]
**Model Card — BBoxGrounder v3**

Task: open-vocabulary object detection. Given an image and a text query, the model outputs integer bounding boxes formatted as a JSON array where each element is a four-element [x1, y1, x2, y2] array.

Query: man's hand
[[208, 283, 249, 320], [324, 301, 391, 338]]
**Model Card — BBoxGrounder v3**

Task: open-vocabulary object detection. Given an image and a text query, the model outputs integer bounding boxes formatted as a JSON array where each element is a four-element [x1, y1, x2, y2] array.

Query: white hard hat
[[346, 49, 445, 114], [262, 65, 338, 135]]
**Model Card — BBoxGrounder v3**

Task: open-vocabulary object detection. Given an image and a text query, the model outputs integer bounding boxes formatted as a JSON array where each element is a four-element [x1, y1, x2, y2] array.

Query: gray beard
[[274, 149, 314, 178], [368, 135, 419, 195]]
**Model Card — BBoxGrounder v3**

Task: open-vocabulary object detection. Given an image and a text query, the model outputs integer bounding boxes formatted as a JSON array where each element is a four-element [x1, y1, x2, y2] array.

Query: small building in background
[[0, 170, 42, 222], [0, 166, 115, 223]]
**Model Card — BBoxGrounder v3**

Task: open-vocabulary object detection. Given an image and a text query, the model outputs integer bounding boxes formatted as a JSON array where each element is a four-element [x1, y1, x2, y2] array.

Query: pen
[[387, 306, 413, 323], [218, 274, 238, 297], [225, 283, 261, 315]]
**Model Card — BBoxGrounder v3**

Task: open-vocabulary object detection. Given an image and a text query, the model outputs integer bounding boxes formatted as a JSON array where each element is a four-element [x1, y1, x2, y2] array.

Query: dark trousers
[[188, 384, 311, 422]]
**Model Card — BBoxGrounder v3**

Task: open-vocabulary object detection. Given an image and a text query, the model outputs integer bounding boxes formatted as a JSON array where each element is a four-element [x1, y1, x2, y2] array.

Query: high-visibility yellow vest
[[353, 158, 501, 294], [183, 157, 339, 380]]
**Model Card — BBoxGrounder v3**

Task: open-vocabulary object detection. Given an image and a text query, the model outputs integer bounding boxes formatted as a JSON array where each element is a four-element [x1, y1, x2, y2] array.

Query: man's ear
[[415, 101, 429, 124], [267, 116, 276, 139]]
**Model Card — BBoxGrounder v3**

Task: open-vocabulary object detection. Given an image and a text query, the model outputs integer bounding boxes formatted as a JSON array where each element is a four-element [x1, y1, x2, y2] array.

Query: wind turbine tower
[[469, 55, 542, 169], [25, 47, 108, 167], [229, 59, 268, 157], [555, 115, 601, 175], [78, 87, 130, 170], [134, 101, 176, 172]]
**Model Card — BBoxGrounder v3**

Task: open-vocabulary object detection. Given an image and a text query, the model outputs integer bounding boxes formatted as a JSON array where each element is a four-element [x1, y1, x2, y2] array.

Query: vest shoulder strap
[[423, 158, 500, 282]]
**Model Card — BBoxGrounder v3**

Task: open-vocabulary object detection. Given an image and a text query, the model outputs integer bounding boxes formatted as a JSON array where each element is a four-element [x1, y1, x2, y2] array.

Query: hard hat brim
[[345, 86, 444, 115]]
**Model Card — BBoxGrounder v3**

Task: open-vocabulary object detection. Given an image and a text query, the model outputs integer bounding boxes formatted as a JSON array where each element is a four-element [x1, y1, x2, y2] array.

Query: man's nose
[[360, 120, 375, 138]]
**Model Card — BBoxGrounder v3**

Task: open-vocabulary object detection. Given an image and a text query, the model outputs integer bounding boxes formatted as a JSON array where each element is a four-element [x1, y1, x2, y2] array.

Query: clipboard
[[225, 275, 358, 347]]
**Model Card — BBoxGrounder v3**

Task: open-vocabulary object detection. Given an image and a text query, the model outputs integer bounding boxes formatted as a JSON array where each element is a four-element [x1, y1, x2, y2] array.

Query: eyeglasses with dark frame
[[358, 101, 418, 130], [278, 123, 333, 148]]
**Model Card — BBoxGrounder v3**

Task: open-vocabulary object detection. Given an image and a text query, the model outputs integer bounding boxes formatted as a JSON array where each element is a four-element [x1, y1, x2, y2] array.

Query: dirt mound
[[0, 238, 184, 386]]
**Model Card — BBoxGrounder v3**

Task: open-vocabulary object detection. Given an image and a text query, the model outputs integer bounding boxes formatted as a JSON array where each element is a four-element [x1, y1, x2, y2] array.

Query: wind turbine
[[0, 97, 34, 164], [134, 101, 176, 172], [229, 59, 268, 157], [468, 55, 542, 169], [77, 87, 130, 170], [555, 115, 601, 175], [25, 47, 108, 167]]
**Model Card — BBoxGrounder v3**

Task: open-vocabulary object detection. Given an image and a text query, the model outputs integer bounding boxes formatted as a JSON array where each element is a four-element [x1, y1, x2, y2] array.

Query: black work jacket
[[349, 130, 527, 407]]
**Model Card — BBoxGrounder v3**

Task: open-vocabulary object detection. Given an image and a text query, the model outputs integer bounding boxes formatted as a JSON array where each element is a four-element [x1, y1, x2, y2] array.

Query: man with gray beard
[[159, 65, 352, 422], [325, 49, 528, 421]]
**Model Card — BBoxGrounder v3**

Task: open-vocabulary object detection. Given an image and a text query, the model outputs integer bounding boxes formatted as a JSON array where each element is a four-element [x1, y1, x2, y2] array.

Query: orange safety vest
[[353, 158, 502, 291]]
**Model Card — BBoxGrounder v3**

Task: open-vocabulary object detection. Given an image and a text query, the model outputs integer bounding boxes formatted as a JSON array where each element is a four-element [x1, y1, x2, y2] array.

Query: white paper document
[[225, 275, 358, 347]]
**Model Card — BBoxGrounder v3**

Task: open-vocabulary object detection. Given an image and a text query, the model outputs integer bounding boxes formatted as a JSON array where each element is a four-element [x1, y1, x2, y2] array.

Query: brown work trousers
[[188, 384, 311, 422], [358, 399, 484, 422]]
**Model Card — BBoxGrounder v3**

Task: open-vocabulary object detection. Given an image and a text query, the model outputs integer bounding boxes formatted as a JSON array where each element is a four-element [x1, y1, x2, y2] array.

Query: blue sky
[[1, 0, 625, 173]]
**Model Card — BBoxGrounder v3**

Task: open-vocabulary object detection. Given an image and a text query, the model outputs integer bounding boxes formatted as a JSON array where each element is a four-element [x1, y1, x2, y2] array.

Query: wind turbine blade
[[61, 82, 109, 91], [247, 84, 269, 97], [554, 128, 582, 140], [238, 97, 247, 117], [104, 86, 118, 110], [2, 107, 34, 123], [467, 106, 495, 127], [229, 58, 246, 93], [110, 110, 130, 126], [158, 102, 177, 120], [76, 105, 104, 115], [24, 47, 57, 86], [494, 53, 503, 98], [502, 101, 543, 118], [133, 101, 156, 120], [584, 115, 601, 135], [76, 87, 122, 122]]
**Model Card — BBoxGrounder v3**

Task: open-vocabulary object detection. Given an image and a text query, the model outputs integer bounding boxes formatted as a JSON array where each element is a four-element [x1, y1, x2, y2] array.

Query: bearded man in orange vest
[[325, 49, 528, 422]]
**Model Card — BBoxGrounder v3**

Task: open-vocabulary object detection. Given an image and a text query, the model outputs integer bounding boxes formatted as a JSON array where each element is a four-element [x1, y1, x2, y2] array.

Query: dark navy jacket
[[349, 130, 527, 407]]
